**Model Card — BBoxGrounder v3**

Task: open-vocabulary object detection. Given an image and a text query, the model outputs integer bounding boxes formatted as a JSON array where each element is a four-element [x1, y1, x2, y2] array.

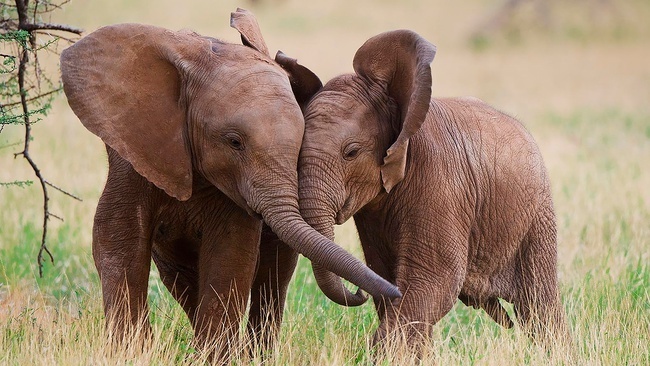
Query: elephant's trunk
[[298, 158, 369, 306], [253, 179, 400, 302]]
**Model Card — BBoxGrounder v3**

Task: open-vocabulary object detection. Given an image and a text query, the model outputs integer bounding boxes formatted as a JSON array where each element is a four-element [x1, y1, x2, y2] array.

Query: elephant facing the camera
[[298, 30, 567, 349], [61, 9, 399, 360]]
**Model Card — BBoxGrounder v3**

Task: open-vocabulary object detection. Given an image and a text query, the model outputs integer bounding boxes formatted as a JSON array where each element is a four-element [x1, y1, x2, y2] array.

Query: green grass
[[2, 0, 650, 364], [2, 107, 648, 364]]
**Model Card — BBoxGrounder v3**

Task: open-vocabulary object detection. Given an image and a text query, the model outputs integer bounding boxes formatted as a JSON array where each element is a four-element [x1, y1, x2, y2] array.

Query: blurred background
[[54, 0, 650, 116], [3, 0, 647, 219], [0, 0, 648, 363]]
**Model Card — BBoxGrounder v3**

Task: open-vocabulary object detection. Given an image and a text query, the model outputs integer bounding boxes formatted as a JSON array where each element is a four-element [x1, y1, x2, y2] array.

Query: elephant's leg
[[479, 298, 514, 328], [459, 294, 514, 328], [371, 237, 467, 352], [359, 241, 396, 320], [192, 213, 262, 361], [92, 173, 154, 339], [514, 207, 567, 342], [247, 224, 298, 352], [373, 280, 460, 350], [151, 238, 200, 320]]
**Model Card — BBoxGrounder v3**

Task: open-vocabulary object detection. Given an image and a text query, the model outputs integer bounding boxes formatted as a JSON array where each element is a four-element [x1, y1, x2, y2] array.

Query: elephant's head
[[61, 9, 401, 301], [298, 30, 436, 305]]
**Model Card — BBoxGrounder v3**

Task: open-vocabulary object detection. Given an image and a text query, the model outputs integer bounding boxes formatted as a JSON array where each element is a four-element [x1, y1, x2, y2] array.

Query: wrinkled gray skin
[[60, 9, 399, 361], [298, 30, 567, 349]]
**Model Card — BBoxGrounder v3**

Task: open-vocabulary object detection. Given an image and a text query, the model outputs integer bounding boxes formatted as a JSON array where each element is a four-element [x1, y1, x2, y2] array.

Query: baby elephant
[[298, 30, 567, 348]]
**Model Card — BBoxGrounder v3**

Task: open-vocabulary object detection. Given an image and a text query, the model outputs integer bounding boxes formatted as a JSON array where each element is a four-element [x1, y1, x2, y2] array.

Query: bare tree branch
[[23, 22, 83, 34], [4, 0, 84, 276], [0, 87, 61, 108], [48, 212, 64, 222], [32, 30, 77, 44], [16, 35, 55, 276], [45, 180, 83, 201]]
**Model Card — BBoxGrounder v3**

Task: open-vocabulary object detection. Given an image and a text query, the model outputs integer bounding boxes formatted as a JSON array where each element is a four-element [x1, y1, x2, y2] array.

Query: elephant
[[297, 30, 567, 349], [60, 9, 400, 360]]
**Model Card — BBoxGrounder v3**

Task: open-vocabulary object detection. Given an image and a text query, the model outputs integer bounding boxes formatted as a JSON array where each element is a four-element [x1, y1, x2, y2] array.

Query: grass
[[1, 0, 649, 364]]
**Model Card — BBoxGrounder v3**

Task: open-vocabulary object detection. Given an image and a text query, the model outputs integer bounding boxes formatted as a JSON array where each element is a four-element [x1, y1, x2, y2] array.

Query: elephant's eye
[[224, 133, 244, 151], [229, 138, 243, 150], [343, 143, 361, 161]]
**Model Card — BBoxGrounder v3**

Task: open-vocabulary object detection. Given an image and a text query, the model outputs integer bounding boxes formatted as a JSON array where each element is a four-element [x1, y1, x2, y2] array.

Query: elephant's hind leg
[[247, 225, 298, 352], [459, 294, 514, 328], [514, 207, 567, 343], [151, 240, 200, 320]]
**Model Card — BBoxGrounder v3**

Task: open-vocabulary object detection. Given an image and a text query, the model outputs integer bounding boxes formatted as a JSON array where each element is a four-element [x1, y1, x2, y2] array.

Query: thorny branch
[[2, 0, 82, 277], [1, 87, 61, 108]]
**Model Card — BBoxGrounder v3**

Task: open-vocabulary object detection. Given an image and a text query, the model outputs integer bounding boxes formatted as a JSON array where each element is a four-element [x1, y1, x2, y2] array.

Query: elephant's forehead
[[231, 67, 292, 97], [194, 66, 299, 119], [198, 58, 294, 101], [189, 60, 303, 142], [305, 91, 367, 127]]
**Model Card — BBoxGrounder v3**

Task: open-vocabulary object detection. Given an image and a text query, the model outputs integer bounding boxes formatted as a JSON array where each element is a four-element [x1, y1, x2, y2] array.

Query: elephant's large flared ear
[[353, 30, 436, 193], [61, 24, 211, 201], [275, 51, 323, 109], [230, 8, 270, 57]]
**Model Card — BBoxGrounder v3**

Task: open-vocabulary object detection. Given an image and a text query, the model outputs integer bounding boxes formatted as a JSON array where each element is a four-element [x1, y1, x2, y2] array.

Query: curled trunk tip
[[262, 206, 400, 302]]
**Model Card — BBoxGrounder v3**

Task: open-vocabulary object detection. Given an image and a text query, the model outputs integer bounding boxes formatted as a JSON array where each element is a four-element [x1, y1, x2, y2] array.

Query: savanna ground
[[1, 0, 649, 364]]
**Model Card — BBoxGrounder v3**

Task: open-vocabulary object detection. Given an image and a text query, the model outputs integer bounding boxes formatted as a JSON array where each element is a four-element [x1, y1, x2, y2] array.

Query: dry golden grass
[[1, 0, 649, 364]]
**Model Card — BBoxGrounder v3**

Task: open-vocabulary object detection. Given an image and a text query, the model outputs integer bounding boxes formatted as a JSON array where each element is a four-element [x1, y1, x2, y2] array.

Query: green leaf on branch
[[0, 181, 34, 189], [0, 30, 30, 47]]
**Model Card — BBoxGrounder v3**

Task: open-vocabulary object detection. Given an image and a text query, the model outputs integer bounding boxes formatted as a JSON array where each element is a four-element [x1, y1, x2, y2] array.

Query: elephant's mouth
[[335, 196, 354, 225], [247, 208, 263, 221]]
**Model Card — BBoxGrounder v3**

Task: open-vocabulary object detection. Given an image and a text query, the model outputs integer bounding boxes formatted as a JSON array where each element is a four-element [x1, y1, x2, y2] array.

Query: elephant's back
[[427, 96, 553, 238], [429, 97, 549, 190]]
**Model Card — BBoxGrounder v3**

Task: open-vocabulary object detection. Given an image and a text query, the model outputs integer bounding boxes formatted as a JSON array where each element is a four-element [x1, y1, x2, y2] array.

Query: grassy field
[[1, 0, 649, 364]]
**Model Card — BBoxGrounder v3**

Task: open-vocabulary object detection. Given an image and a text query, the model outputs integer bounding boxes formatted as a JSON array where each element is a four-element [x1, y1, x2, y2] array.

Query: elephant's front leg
[[247, 224, 299, 352], [92, 176, 154, 339], [368, 229, 468, 352], [193, 213, 262, 361]]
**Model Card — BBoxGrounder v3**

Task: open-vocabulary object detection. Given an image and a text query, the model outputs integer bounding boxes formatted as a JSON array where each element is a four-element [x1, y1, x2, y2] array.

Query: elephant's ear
[[275, 51, 323, 109], [353, 30, 436, 193], [230, 8, 270, 57], [61, 24, 210, 201]]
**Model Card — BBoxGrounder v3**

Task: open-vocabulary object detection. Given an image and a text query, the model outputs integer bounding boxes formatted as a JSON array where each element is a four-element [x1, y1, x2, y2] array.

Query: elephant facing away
[[297, 30, 567, 349], [60, 9, 399, 361]]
